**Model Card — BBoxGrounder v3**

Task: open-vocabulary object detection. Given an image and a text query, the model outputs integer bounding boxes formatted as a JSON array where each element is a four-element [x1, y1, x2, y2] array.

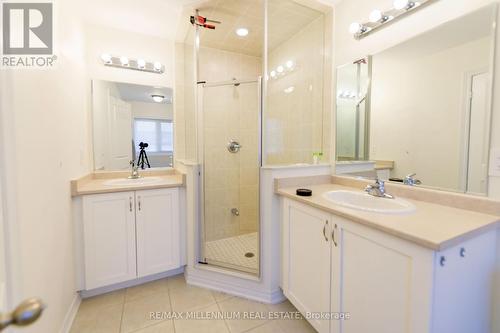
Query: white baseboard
[[59, 293, 81, 333], [186, 268, 285, 304], [80, 267, 184, 298]]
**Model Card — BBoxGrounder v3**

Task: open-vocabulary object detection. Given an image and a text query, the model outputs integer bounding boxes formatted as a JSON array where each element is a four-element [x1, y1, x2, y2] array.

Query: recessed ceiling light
[[151, 94, 164, 103], [236, 28, 249, 37]]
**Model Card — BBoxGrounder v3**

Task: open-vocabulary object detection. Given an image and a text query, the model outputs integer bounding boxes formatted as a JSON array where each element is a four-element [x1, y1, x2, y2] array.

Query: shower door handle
[[227, 140, 242, 153]]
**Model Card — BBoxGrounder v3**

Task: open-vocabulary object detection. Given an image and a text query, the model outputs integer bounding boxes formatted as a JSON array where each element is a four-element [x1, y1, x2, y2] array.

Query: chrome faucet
[[404, 173, 421, 186], [128, 160, 140, 179], [365, 179, 394, 199]]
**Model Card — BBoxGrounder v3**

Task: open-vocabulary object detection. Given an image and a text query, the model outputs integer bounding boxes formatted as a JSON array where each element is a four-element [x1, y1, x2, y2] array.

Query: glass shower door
[[200, 79, 261, 275]]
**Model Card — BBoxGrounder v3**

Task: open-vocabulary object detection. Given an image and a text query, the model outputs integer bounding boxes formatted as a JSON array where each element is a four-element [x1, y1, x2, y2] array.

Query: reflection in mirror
[[265, 0, 331, 165], [336, 57, 371, 162], [92, 80, 174, 171], [336, 5, 496, 195]]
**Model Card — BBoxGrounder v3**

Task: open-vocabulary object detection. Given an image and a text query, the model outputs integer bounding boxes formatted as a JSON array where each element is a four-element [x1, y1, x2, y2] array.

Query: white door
[[136, 188, 180, 277], [83, 192, 137, 289], [333, 216, 433, 333], [282, 199, 331, 333], [466, 72, 489, 194], [107, 95, 132, 170]]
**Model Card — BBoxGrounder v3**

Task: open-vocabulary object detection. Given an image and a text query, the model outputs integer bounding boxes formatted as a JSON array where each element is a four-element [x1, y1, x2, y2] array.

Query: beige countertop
[[277, 183, 500, 251], [71, 172, 185, 196]]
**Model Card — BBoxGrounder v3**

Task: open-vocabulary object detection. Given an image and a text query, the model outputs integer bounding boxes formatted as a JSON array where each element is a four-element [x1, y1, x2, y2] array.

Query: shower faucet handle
[[227, 140, 242, 153]]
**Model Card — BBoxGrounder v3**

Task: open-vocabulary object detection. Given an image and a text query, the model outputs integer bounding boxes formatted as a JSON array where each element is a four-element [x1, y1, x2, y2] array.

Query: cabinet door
[[83, 192, 137, 289], [136, 188, 180, 277], [282, 199, 331, 333], [332, 216, 433, 333]]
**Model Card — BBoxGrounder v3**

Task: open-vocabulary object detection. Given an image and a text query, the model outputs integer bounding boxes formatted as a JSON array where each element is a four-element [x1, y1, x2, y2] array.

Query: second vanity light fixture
[[269, 60, 295, 80], [100, 53, 165, 74], [350, 0, 436, 39]]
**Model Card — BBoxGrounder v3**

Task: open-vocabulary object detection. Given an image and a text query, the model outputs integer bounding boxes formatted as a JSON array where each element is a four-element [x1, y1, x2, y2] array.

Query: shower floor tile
[[205, 232, 258, 274]]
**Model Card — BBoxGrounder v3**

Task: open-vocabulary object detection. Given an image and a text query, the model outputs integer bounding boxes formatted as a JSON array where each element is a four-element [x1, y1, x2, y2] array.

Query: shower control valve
[[227, 140, 242, 153]]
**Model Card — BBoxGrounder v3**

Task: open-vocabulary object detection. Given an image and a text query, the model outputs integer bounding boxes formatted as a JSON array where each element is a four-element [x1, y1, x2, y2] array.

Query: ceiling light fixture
[[236, 28, 249, 37], [151, 94, 165, 103]]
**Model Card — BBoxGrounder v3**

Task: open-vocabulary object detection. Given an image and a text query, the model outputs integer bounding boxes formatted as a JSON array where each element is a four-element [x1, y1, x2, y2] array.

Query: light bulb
[[101, 53, 112, 64], [151, 94, 164, 103], [286, 60, 294, 69], [137, 59, 146, 69], [284, 86, 295, 94], [349, 22, 362, 34], [277, 65, 284, 73], [236, 28, 249, 37], [369, 10, 383, 23], [270, 70, 276, 78], [120, 56, 129, 66], [394, 0, 410, 10], [153, 62, 162, 72]]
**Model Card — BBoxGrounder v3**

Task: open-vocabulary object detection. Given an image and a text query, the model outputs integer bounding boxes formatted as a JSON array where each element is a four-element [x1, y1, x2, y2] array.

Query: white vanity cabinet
[[281, 198, 497, 333], [82, 188, 180, 290], [281, 202, 332, 333]]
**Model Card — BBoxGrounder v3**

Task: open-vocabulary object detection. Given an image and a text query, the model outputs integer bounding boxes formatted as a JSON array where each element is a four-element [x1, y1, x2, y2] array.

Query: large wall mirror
[[91, 80, 174, 171], [336, 4, 497, 196]]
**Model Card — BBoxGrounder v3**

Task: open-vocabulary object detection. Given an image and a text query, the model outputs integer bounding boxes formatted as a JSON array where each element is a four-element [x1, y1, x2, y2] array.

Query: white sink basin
[[103, 177, 163, 186], [323, 190, 416, 214]]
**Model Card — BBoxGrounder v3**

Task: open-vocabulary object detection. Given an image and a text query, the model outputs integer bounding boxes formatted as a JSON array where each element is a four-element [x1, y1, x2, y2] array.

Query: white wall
[[0, 0, 89, 332]]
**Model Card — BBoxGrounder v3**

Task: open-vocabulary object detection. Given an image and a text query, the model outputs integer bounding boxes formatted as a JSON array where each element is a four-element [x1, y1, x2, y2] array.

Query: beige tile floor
[[70, 274, 316, 333]]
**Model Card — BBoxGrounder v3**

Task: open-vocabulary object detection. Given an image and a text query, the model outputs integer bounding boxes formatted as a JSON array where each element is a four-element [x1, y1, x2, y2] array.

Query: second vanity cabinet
[[83, 188, 180, 290], [281, 198, 497, 333]]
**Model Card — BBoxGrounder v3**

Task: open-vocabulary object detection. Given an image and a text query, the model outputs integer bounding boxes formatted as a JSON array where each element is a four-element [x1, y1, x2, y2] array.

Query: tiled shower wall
[[200, 47, 261, 242]]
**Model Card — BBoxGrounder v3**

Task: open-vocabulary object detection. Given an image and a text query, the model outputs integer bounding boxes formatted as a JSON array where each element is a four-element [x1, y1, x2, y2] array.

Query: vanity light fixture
[[350, 0, 433, 39], [151, 94, 165, 103], [101, 53, 112, 64], [120, 56, 129, 66], [137, 59, 146, 69], [100, 54, 165, 74], [268, 60, 296, 80]]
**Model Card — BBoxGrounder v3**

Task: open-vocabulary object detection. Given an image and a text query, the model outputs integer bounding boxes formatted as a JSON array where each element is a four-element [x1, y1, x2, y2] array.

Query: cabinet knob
[[460, 247, 466, 258]]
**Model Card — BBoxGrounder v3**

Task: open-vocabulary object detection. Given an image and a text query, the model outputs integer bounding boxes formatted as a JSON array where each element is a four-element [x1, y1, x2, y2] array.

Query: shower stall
[[198, 78, 262, 275], [176, 0, 331, 278]]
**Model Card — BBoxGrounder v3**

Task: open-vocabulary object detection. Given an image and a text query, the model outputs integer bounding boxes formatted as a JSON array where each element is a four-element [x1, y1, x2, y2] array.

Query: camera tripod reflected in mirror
[[137, 142, 151, 169]]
